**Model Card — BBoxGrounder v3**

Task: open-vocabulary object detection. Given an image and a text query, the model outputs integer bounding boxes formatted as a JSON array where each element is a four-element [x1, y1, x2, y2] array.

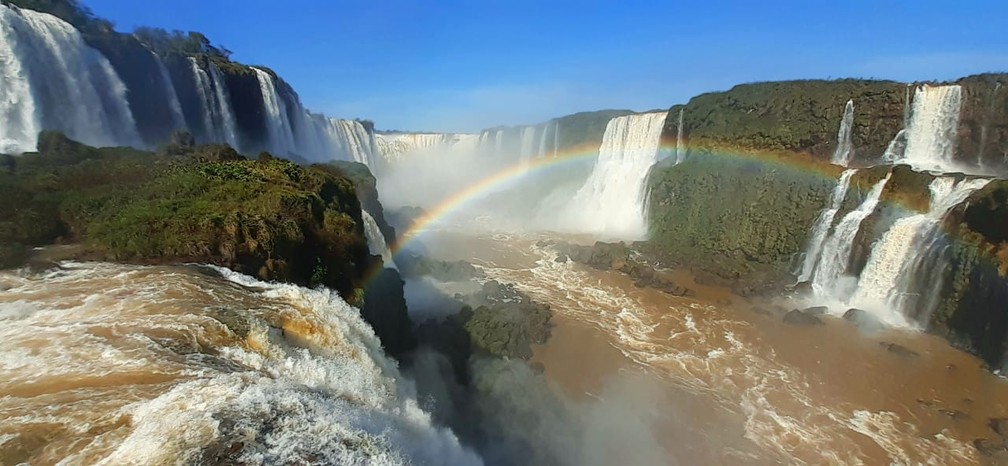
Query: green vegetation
[[671, 79, 906, 162], [646, 150, 836, 291], [0, 132, 369, 296], [1, 0, 112, 34]]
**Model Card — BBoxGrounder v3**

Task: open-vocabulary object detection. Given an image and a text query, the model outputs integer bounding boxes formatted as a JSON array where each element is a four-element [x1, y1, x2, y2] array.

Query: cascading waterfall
[[562, 112, 668, 238], [495, 129, 504, 155], [553, 120, 559, 156], [0, 4, 140, 153], [897, 85, 963, 172], [362, 210, 397, 270], [536, 123, 549, 159], [850, 177, 991, 325], [207, 63, 241, 150], [519, 126, 537, 164], [189, 57, 240, 149], [810, 174, 891, 298], [831, 100, 855, 166], [188, 57, 217, 141], [797, 169, 857, 282], [148, 48, 186, 130], [252, 67, 296, 156], [882, 129, 907, 162], [675, 108, 686, 164]]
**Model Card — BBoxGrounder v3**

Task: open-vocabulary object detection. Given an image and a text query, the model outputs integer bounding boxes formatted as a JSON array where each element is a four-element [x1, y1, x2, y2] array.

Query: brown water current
[[0, 261, 479, 465], [418, 230, 1008, 465]]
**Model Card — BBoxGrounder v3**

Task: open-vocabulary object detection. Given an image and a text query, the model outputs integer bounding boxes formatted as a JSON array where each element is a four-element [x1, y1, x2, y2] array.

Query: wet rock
[[791, 281, 814, 295], [783, 309, 824, 326], [879, 342, 920, 358], [659, 282, 693, 297], [801, 305, 829, 315], [938, 409, 969, 420], [554, 254, 569, 263], [842, 308, 888, 330], [989, 417, 1008, 437], [210, 307, 252, 339], [973, 438, 1008, 456], [750, 307, 773, 317]]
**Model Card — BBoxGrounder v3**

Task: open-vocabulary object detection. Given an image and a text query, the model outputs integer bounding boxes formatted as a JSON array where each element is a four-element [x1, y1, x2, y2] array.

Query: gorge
[[2, 1, 1008, 464]]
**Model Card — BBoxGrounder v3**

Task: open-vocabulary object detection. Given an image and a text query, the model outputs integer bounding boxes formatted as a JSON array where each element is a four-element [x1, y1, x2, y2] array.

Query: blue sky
[[85, 0, 1008, 133]]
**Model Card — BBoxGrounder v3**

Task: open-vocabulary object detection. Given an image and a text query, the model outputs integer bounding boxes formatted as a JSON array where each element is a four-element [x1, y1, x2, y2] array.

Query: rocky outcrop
[[318, 161, 396, 246], [783, 309, 825, 326], [662, 74, 1008, 172], [0, 132, 415, 357], [927, 180, 1008, 371], [646, 151, 837, 290], [663, 79, 906, 165]]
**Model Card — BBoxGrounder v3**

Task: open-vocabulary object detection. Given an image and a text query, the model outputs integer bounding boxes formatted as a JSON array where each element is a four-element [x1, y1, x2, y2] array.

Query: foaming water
[[0, 262, 478, 465], [424, 232, 1006, 465]]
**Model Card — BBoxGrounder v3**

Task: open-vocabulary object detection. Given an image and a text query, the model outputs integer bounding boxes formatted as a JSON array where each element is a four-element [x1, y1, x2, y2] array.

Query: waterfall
[[896, 85, 963, 172], [850, 177, 991, 326], [362, 210, 397, 270], [675, 108, 686, 164], [903, 85, 912, 126], [553, 120, 559, 156], [188, 57, 216, 141], [207, 63, 240, 150], [519, 126, 537, 164], [881, 129, 907, 163], [189, 57, 240, 149], [797, 169, 857, 282], [537, 123, 549, 158], [252, 67, 296, 156], [495, 129, 504, 155], [0, 4, 140, 153], [831, 100, 855, 166], [375, 132, 478, 166], [149, 49, 185, 131], [810, 174, 891, 298], [322, 118, 376, 166], [563, 112, 668, 238]]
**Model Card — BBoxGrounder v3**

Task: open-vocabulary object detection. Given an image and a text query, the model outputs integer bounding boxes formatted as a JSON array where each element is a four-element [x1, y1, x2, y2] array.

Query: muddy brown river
[[418, 230, 1008, 465]]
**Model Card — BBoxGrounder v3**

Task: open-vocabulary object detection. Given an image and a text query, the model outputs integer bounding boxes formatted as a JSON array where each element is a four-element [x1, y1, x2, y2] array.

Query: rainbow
[[383, 141, 843, 258]]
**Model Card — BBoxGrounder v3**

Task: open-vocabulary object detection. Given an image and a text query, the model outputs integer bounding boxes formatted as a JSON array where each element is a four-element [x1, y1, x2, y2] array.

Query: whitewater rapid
[[0, 262, 478, 465], [463, 234, 988, 465]]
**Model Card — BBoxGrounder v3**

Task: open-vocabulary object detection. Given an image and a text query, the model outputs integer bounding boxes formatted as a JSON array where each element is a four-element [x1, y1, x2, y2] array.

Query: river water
[[417, 230, 1008, 465], [3, 231, 1008, 465]]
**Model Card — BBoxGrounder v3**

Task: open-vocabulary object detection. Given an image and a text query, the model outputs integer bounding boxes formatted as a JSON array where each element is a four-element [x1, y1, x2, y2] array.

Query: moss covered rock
[[645, 150, 837, 289]]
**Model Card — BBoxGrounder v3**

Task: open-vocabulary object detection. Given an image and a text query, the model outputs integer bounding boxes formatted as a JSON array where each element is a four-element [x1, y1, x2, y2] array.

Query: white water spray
[[253, 67, 296, 156], [897, 85, 963, 172], [797, 169, 857, 282], [0, 4, 140, 153], [562, 112, 667, 239], [810, 174, 891, 298], [850, 177, 991, 325], [362, 210, 397, 270], [831, 100, 855, 166]]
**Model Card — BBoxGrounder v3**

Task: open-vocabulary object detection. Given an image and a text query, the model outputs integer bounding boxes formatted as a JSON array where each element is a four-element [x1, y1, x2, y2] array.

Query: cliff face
[[662, 75, 1008, 171], [957, 74, 1008, 171], [645, 151, 838, 291], [0, 132, 415, 356], [664, 80, 906, 164]]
